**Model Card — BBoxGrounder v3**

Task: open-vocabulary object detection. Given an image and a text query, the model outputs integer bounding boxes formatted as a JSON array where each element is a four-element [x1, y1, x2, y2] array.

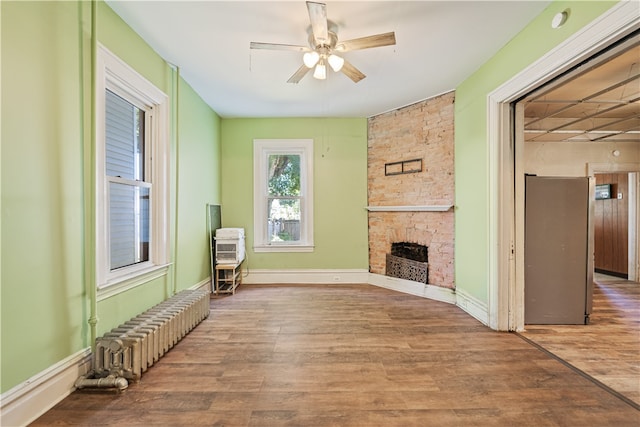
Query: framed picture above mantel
[[384, 158, 422, 176]]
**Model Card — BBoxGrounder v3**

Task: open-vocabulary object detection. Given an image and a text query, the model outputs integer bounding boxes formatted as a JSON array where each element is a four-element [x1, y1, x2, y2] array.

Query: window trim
[[96, 45, 170, 294], [253, 139, 314, 253]]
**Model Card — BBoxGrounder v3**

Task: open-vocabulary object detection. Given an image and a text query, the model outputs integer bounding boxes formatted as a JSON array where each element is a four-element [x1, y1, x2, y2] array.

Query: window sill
[[254, 245, 314, 253], [97, 263, 171, 301]]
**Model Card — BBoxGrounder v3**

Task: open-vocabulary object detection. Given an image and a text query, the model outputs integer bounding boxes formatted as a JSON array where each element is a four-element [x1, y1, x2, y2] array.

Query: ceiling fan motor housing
[[308, 29, 338, 51]]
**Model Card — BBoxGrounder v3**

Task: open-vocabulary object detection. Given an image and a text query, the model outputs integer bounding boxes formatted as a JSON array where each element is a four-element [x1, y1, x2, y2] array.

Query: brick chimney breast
[[367, 92, 455, 290]]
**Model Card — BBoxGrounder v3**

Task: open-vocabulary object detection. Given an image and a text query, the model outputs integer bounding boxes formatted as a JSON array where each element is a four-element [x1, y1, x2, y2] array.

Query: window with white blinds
[[105, 89, 150, 270], [96, 45, 170, 295]]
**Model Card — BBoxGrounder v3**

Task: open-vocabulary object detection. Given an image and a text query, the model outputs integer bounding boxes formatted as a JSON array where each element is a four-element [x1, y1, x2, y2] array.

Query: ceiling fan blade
[[287, 64, 312, 84], [307, 1, 329, 45], [250, 42, 309, 52], [337, 32, 396, 52], [341, 60, 366, 83]]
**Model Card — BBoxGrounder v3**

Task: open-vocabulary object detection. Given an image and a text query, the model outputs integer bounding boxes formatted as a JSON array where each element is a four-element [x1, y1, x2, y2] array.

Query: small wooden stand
[[213, 262, 242, 295]]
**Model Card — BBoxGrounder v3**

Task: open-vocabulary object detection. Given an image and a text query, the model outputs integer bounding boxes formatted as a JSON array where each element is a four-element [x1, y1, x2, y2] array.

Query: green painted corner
[[454, 0, 620, 303]]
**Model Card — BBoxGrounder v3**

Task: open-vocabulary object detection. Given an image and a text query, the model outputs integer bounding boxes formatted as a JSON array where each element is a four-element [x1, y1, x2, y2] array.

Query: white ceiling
[[106, 0, 551, 118]]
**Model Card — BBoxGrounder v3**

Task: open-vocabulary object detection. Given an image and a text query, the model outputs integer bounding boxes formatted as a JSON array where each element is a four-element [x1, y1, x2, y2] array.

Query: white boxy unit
[[215, 228, 245, 264]]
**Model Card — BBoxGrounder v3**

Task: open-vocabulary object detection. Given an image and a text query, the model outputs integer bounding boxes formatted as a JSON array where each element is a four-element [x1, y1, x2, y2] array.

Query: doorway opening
[[486, 5, 639, 332], [496, 12, 640, 406], [514, 32, 639, 326], [593, 172, 638, 280]]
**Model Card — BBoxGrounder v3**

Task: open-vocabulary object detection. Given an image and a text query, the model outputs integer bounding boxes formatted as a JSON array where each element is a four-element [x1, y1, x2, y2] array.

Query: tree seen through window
[[268, 154, 301, 242]]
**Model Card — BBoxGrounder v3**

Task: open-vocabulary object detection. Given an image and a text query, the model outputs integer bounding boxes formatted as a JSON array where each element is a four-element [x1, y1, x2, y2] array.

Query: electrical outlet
[[618, 193, 623, 199]]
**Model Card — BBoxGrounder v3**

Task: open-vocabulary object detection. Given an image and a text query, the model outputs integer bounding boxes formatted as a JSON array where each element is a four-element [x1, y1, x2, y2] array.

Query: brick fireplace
[[367, 92, 455, 289]]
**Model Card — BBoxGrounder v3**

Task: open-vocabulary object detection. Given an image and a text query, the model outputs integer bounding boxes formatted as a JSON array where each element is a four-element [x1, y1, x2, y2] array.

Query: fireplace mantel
[[365, 205, 453, 212]]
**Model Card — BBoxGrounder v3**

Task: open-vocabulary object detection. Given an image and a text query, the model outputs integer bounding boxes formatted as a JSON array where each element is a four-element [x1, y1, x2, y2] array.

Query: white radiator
[[93, 289, 210, 382]]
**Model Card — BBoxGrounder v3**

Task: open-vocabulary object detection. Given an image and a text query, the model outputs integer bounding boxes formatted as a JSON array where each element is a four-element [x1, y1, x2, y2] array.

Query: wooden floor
[[521, 273, 640, 407], [32, 284, 639, 426]]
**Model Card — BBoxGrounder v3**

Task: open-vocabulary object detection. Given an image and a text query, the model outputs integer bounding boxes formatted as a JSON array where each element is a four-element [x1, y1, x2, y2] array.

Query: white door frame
[[487, 2, 639, 331], [630, 173, 640, 281]]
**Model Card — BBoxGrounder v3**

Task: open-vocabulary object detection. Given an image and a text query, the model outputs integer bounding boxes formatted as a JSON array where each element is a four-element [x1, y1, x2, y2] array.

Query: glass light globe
[[303, 51, 320, 68], [313, 62, 326, 80], [328, 54, 344, 72]]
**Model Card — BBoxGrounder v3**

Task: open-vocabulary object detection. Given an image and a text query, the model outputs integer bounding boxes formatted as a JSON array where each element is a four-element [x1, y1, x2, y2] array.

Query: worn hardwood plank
[[32, 284, 639, 426], [522, 273, 640, 406]]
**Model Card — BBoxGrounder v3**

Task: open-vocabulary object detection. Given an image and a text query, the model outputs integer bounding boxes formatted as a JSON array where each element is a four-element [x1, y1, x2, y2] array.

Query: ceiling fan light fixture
[[249, 1, 396, 84], [327, 54, 344, 72], [303, 51, 320, 68], [313, 60, 327, 80]]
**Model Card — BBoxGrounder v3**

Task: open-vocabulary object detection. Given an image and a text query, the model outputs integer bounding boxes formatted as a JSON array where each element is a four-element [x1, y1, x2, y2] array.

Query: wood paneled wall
[[594, 173, 628, 277]]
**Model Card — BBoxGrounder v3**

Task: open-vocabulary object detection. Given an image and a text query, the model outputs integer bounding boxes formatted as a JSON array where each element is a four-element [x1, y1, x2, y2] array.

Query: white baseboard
[[189, 277, 213, 292], [243, 268, 370, 284], [0, 348, 92, 427], [455, 288, 489, 326], [367, 273, 457, 304], [243, 270, 457, 305]]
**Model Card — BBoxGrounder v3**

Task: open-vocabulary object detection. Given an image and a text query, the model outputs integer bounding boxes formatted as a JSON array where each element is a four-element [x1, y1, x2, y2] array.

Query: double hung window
[[96, 46, 170, 294], [105, 89, 149, 269], [253, 139, 314, 252]]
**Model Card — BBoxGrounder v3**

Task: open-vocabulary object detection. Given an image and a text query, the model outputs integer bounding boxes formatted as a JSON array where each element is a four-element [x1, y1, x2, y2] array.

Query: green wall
[[1, 0, 87, 393], [454, 1, 619, 303], [173, 80, 222, 291], [1, 0, 221, 393], [221, 118, 369, 270]]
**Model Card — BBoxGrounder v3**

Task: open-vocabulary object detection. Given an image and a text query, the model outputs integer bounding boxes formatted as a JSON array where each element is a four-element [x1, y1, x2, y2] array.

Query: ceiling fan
[[250, 1, 396, 83]]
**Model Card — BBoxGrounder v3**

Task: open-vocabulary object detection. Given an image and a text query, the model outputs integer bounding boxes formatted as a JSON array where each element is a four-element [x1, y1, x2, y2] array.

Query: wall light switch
[[617, 193, 623, 199]]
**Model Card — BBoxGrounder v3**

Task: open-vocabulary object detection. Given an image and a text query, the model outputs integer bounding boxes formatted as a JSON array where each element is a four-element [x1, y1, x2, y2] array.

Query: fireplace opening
[[391, 242, 428, 263], [386, 242, 429, 284]]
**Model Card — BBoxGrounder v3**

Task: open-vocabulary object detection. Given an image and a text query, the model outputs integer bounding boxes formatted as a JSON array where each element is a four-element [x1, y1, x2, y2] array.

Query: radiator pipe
[[171, 64, 180, 297], [87, 0, 99, 350], [75, 374, 129, 391]]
